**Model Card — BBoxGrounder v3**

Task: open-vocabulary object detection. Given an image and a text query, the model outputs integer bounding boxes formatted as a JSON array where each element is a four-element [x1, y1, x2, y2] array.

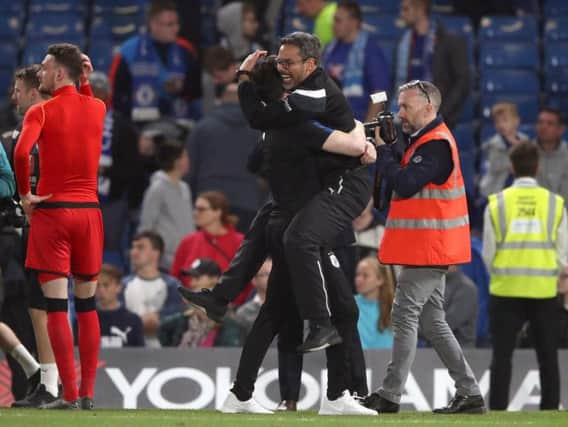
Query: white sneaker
[[220, 391, 273, 414], [319, 390, 377, 416]]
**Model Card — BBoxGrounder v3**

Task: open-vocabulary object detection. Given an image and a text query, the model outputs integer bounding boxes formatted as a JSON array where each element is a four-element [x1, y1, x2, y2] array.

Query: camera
[[0, 198, 26, 228], [363, 91, 398, 144], [364, 111, 398, 144]]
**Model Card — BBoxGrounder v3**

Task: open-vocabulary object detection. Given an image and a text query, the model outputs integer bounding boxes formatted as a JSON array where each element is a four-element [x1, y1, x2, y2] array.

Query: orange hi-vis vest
[[378, 121, 471, 265]]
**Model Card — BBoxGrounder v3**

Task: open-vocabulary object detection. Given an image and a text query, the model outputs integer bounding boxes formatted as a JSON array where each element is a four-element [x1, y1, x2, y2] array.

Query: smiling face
[[276, 44, 316, 90]]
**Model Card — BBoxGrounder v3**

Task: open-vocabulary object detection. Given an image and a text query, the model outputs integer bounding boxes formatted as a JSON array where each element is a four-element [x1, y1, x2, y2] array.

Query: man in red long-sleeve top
[[14, 43, 106, 410]]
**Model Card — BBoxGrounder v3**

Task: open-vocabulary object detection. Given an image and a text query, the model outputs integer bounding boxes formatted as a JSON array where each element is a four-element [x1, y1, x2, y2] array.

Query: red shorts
[[26, 207, 104, 280]]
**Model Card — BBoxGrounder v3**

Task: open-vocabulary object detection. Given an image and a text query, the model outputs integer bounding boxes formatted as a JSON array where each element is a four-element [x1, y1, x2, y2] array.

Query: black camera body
[[0, 198, 26, 228], [364, 111, 398, 144]]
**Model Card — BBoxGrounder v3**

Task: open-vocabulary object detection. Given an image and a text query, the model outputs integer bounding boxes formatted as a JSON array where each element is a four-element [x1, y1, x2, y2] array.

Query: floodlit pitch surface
[[0, 409, 567, 427]]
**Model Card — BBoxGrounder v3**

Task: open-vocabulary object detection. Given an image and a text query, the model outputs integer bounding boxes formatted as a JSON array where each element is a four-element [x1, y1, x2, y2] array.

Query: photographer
[[363, 80, 485, 415]]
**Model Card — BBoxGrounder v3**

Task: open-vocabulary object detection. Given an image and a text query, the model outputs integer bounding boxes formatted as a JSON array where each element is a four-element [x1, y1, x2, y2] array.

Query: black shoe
[[433, 394, 486, 414], [363, 392, 400, 413], [39, 398, 80, 410], [177, 287, 227, 322], [80, 397, 94, 410], [12, 384, 58, 408], [25, 369, 40, 396], [297, 324, 343, 353]]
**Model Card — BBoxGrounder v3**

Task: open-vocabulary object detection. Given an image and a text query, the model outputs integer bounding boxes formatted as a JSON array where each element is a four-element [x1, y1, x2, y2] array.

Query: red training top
[[14, 85, 106, 202]]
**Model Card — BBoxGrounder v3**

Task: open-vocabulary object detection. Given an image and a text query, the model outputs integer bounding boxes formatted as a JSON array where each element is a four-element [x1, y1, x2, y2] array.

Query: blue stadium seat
[[545, 41, 568, 69], [93, 0, 146, 16], [90, 16, 141, 43], [453, 123, 476, 153], [0, 2, 25, 17], [22, 43, 51, 65], [478, 15, 537, 42], [480, 93, 539, 124], [0, 43, 18, 68], [283, 15, 314, 35], [432, 0, 454, 14], [547, 94, 568, 115], [435, 15, 475, 65], [479, 42, 539, 70], [544, 17, 568, 42], [0, 15, 21, 40], [0, 68, 12, 94], [480, 69, 540, 94], [29, 0, 87, 16], [545, 67, 568, 93], [456, 96, 475, 124], [363, 14, 405, 41], [358, 0, 398, 14], [88, 40, 117, 74], [544, 0, 568, 17], [27, 14, 85, 40]]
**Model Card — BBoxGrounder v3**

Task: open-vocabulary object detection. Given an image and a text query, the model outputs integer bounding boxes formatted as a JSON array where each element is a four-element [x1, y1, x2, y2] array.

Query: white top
[[482, 177, 568, 269], [124, 276, 168, 317]]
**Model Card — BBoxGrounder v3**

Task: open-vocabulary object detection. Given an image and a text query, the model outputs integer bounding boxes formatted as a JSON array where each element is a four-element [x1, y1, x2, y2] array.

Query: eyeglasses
[[193, 206, 211, 212], [275, 58, 306, 68], [407, 80, 431, 104]]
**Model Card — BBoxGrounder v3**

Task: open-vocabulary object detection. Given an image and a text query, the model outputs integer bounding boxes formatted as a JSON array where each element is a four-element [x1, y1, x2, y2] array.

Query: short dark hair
[[133, 230, 165, 256], [251, 56, 284, 103], [156, 139, 184, 171], [539, 107, 566, 126], [280, 32, 321, 65], [510, 141, 539, 177], [338, 0, 362, 22], [46, 43, 83, 83], [203, 46, 236, 74], [14, 65, 41, 90], [99, 264, 123, 284], [148, 0, 177, 20]]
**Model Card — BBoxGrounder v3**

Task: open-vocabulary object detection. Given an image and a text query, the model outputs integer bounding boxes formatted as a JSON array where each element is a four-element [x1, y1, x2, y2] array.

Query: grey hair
[[280, 32, 321, 65], [399, 80, 442, 112]]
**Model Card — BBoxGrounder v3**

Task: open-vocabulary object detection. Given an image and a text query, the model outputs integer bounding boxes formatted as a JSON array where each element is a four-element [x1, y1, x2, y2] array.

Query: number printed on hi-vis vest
[[510, 218, 542, 234]]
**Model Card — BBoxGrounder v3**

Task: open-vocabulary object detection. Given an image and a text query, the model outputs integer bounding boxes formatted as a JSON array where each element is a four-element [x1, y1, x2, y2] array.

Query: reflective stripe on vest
[[386, 214, 469, 229], [489, 186, 562, 298], [393, 186, 466, 200]]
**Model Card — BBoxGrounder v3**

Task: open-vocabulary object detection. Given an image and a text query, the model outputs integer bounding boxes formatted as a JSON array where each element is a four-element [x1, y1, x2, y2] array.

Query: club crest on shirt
[[328, 253, 340, 268], [412, 155, 423, 164]]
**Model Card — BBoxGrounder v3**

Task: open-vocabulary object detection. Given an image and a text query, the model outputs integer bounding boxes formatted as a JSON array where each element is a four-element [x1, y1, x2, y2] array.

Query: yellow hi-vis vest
[[488, 185, 564, 298]]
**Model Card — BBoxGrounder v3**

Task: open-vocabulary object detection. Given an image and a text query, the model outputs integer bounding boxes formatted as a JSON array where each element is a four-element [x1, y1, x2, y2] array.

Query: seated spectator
[[186, 81, 263, 233], [479, 102, 528, 198], [109, 0, 202, 124], [220, 258, 272, 345], [217, 1, 263, 61], [123, 231, 184, 348], [534, 108, 568, 204], [322, 1, 390, 121], [352, 198, 384, 260], [170, 191, 253, 305], [138, 139, 194, 270], [296, 0, 337, 48], [442, 266, 478, 348], [159, 258, 222, 347], [94, 264, 145, 348], [354, 257, 394, 349]]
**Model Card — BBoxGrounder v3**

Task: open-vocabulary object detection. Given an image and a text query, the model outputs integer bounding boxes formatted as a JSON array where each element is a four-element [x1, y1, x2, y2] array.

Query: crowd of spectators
[[1, 0, 567, 358]]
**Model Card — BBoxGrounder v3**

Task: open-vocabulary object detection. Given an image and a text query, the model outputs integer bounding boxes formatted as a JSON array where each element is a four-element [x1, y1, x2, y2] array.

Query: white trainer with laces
[[319, 390, 378, 416], [220, 391, 274, 414]]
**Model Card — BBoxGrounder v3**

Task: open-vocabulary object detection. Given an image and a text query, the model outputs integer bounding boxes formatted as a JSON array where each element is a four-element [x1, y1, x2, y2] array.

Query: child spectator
[[123, 231, 184, 347], [138, 139, 194, 270], [94, 264, 145, 348], [217, 1, 263, 60], [159, 258, 222, 347], [354, 257, 394, 349], [479, 102, 528, 198]]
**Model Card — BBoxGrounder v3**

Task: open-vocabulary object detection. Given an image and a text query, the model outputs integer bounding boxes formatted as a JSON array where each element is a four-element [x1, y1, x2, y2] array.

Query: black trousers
[[283, 167, 371, 321], [231, 213, 360, 401], [489, 295, 560, 410]]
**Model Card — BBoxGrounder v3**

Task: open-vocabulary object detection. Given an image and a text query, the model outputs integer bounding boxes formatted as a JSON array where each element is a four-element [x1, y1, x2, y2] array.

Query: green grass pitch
[[1, 409, 567, 427]]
